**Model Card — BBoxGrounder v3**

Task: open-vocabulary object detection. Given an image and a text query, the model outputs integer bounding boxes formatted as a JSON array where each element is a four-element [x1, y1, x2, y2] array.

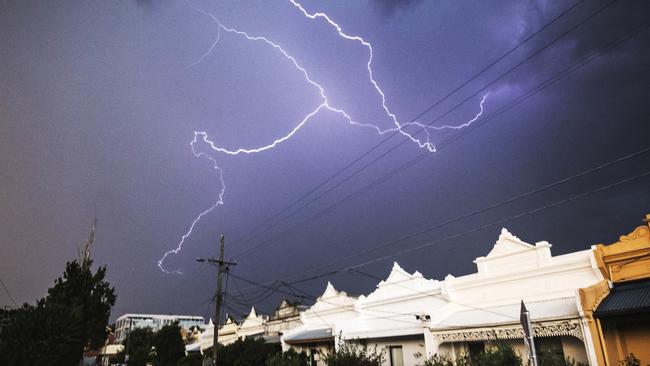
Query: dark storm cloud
[[513, 0, 650, 61], [486, 0, 650, 102], [371, 0, 424, 17], [1, 0, 648, 320], [135, 0, 153, 7], [567, 1, 650, 60]]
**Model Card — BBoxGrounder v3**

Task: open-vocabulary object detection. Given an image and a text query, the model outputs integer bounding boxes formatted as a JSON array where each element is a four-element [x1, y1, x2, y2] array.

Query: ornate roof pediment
[[239, 307, 266, 329], [471, 229, 553, 276], [379, 262, 414, 284], [361, 262, 439, 303], [483, 228, 536, 258], [320, 281, 343, 299], [308, 282, 356, 314]]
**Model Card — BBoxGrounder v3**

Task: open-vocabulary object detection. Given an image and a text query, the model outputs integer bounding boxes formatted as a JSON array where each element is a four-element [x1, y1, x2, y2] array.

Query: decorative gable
[[320, 281, 343, 299], [381, 262, 413, 284], [474, 228, 552, 277], [307, 281, 357, 315], [484, 228, 535, 257], [361, 262, 440, 304], [240, 306, 266, 330]]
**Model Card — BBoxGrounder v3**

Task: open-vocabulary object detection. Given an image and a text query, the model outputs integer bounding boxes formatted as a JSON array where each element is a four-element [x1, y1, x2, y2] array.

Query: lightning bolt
[[157, 132, 226, 274], [157, 1, 488, 274]]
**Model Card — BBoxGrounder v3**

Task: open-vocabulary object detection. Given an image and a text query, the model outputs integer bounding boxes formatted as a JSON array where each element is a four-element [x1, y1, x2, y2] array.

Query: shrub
[[473, 341, 521, 366], [322, 337, 385, 366], [417, 341, 521, 366], [267, 349, 310, 366], [176, 353, 204, 366], [421, 353, 455, 366], [537, 350, 587, 366], [620, 353, 641, 366]]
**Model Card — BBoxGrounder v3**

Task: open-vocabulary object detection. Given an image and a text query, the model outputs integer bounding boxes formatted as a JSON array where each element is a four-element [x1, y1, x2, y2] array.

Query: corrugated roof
[[284, 328, 333, 344], [595, 279, 650, 317]]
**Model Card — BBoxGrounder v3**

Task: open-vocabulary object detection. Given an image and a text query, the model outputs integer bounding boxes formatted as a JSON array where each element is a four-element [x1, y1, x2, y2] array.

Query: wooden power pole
[[196, 233, 237, 366]]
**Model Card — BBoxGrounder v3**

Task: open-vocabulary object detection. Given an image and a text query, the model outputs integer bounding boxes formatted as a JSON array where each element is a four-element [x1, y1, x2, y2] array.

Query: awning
[[284, 328, 333, 344], [595, 279, 650, 317]]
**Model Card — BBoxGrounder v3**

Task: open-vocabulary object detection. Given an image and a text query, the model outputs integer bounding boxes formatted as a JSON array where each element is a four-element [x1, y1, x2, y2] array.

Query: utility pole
[[520, 300, 538, 366], [196, 233, 237, 366]]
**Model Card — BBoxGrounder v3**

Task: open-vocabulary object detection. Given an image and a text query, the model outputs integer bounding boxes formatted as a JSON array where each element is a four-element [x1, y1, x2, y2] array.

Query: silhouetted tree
[[204, 337, 280, 366], [177, 352, 204, 366], [113, 327, 155, 366], [0, 223, 116, 366], [152, 322, 185, 366]]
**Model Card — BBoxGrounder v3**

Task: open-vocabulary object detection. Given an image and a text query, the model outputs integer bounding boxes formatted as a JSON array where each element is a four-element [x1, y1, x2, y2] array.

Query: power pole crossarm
[[197, 233, 237, 366]]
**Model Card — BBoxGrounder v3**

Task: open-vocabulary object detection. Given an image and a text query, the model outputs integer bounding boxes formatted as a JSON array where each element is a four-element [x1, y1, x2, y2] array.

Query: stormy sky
[[1, 0, 649, 322]]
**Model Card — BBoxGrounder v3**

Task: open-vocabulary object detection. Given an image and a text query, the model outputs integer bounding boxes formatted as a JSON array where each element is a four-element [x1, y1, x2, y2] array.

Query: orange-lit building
[[580, 214, 650, 365]]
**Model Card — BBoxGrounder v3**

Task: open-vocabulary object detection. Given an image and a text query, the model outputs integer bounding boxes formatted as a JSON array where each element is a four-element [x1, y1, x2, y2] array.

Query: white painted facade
[[238, 306, 268, 339], [426, 229, 603, 365], [280, 228, 604, 366], [282, 282, 358, 365], [195, 317, 240, 353], [190, 300, 305, 353], [267, 299, 307, 338]]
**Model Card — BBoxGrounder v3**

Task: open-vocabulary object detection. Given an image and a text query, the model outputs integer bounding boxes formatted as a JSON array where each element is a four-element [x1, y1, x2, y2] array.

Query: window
[[310, 349, 319, 366], [468, 342, 485, 360], [535, 337, 564, 360], [389, 346, 404, 366]]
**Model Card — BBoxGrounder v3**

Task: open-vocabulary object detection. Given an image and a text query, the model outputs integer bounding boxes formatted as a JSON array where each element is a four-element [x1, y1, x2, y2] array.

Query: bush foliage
[[322, 337, 385, 366]]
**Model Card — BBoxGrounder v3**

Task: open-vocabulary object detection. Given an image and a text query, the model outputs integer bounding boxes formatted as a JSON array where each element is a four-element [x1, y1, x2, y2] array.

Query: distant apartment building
[[114, 313, 204, 342]]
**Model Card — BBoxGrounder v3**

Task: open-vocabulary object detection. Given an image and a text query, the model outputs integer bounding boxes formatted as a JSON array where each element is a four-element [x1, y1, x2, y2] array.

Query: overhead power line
[[229, 272, 424, 326], [230, 0, 590, 252], [230, 20, 649, 296], [233, 15, 646, 265], [288, 169, 650, 285], [271, 145, 650, 282], [0, 278, 18, 307], [232, 0, 621, 260]]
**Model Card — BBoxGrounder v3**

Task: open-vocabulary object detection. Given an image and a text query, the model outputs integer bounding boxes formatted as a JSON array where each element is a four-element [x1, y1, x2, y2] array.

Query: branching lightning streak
[[157, 1, 488, 274], [157, 132, 226, 274]]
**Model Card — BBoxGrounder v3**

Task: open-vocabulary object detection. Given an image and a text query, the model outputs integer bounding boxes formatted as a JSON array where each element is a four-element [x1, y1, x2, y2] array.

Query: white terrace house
[[424, 228, 604, 365], [192, 316, 240, 354], [238, 306, 268, 339], [190, 300, 306, 353], [266, 299, 308, 343], [281, 228, 604, 366], [282, 282, 359, 365], [194, 309, 266, 353]]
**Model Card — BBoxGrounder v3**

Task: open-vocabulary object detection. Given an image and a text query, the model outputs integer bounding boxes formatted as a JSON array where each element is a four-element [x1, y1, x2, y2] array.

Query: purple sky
[[1, 0, 649, 322]]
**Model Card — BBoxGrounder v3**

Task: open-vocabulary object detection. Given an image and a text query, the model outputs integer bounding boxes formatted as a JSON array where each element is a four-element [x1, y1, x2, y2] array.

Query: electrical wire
[[288, 169, 650, 285], [230, 272, 423, 326], [231, 0, 620, 260], [267, 144, 650, 283], [233, 16, 648, 269], [0, 278, 18, 307]]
